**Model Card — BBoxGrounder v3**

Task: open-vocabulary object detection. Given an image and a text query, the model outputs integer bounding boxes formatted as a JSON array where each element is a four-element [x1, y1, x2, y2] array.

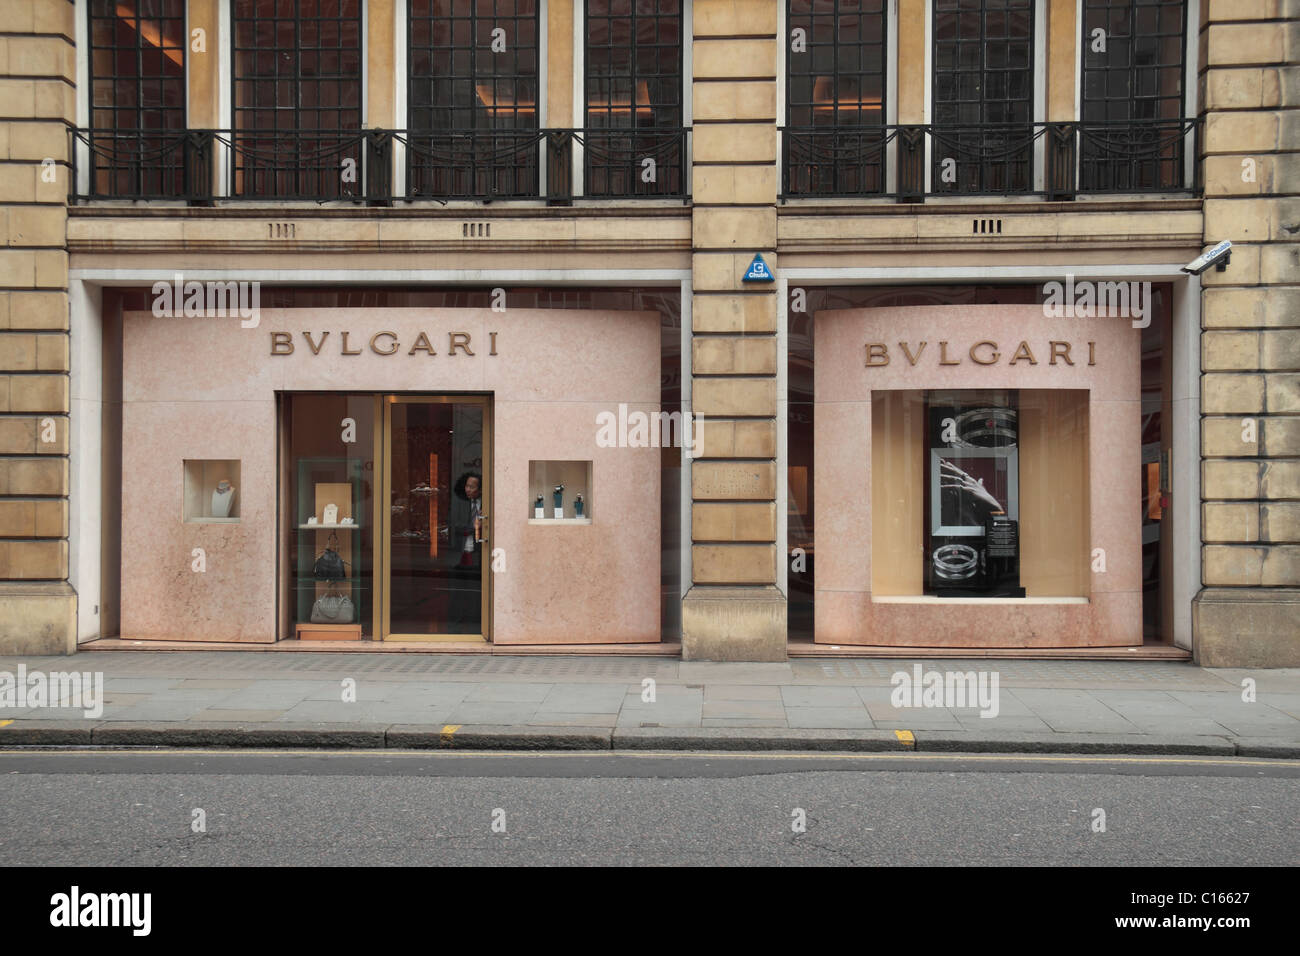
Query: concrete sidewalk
[[1, 651, 1298, 757]]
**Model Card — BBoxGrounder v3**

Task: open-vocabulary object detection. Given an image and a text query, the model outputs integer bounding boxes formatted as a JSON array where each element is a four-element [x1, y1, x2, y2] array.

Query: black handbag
[[312, 532, 348, 580]]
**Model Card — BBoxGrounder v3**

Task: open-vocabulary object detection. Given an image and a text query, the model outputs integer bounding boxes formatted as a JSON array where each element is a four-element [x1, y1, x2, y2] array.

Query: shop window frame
[[1077, 0, 1189, 192], [229, 0, 365, 199], [930, 0, 1037, 196], [85, 0, 189, 199], [783, 0, 890, 198], [406, 0, 542, 200], [581, 0, 687, 198]]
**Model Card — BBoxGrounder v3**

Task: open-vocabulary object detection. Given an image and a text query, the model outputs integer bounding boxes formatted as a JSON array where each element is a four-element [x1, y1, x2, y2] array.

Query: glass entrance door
[[382, 396, 491, 641]]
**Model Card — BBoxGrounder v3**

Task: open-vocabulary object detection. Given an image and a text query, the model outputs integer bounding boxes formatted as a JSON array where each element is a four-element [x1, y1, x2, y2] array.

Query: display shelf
[[528, 460, 593, 520], [294, 457, 365, 636]]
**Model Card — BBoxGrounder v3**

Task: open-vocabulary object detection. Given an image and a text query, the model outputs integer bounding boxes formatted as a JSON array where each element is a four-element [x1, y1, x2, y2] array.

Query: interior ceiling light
[[115, 2, 185, 67], [810, 75, 881, 112], [587, 80, 653, 115], [474, 85, 536, 114]]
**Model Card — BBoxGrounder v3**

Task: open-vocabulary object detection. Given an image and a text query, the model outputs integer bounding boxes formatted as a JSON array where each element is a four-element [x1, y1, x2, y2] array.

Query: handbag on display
[[312, 532, 348, 580], [310, 591, 354, 624]]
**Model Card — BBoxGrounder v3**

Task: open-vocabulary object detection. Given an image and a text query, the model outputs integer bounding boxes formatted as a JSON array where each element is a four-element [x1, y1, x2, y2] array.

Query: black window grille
[[87, 0, 187, 198], [785, 0, 887, 197], [232, 0, 363, 198], [1079, 0, 1187, 191], [408, 0, 540, 199], [584, 0, 684, 197], [932, 0, 1034, 194]]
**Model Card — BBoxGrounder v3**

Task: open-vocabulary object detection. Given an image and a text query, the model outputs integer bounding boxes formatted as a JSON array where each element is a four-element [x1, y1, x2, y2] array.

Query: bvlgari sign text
[[864, 339, 1096, 368], [270, 330, 499, 357]]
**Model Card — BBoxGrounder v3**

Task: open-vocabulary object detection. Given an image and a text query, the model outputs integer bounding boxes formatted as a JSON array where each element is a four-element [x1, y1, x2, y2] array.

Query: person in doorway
[[452, 472, 482, 568], [448, 472, 484, 634]]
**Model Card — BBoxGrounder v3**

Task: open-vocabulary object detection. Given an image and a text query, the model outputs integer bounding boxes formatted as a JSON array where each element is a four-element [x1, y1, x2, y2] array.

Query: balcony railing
[[68, 127, 691, 205], [780, 119, 1202, 202]]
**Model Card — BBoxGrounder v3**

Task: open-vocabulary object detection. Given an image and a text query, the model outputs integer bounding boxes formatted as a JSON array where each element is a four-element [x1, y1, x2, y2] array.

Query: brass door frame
[[380, 394, 492, 642]]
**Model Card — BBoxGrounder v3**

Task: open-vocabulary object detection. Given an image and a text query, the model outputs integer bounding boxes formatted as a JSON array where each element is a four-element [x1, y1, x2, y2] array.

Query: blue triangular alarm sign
[[743, 253, 774, 282]]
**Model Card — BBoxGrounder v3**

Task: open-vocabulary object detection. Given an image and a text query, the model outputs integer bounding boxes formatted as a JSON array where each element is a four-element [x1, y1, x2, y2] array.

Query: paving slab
[[538, 683, 630, 713], [785, 707, 875, 729], [526, 712, 619, 728], [702, 684, 784, 701], [463, 682, 557, 703], [781, 686, 863, 708], [701, 699, 787, 719]]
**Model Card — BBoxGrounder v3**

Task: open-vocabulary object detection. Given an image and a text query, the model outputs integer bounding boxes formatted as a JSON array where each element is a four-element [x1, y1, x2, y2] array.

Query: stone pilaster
[[0, 0, 76, 653], [1193, 0, 1300, 666], [682, 0, 784, 660]]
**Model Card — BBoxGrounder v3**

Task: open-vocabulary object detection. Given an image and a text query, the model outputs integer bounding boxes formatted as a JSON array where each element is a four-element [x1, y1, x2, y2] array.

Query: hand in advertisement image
[[939, 457, 1006, 515]]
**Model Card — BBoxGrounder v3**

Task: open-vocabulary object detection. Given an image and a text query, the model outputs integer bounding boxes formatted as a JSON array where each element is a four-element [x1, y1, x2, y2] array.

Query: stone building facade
[[0, 0, 1294, 663]]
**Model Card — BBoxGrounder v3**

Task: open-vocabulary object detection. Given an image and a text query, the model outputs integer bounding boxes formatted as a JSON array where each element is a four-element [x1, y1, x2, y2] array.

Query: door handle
[[476, 515, 488, 544]]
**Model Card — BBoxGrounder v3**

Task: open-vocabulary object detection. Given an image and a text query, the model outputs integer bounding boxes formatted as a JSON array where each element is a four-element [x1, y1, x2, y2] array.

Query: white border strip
[[71, 268, 691, 284], [783, 264, 1191, 280]]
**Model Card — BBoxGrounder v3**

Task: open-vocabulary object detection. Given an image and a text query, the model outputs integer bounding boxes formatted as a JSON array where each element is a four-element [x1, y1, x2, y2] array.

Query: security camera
[[1183, 240, 1232, 276]]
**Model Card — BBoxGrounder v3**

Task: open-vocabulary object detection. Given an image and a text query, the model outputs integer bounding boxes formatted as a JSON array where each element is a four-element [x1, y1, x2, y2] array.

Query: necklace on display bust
[[211, 479, 236, 518]]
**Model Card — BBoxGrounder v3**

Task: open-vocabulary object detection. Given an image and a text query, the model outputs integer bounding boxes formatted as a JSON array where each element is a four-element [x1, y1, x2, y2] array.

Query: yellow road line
[[0, 748, 1294, 768]]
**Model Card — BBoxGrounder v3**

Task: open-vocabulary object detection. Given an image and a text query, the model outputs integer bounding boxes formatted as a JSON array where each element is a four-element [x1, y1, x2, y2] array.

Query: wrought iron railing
[[68, 127, 691, 204], [780, 119, 1201, 202]]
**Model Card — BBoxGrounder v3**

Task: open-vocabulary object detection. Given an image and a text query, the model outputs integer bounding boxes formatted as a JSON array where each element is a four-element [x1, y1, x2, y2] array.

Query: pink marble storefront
[[813, 304, 1144, 648], [119, 307, 662, 644]]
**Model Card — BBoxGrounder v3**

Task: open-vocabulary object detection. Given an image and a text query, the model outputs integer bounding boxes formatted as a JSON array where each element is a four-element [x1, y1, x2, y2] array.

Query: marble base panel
[[814, 590, 1142, 647]]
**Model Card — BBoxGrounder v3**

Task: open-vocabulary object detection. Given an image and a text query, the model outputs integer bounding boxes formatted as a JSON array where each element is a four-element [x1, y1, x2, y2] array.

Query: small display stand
[[183, 459, 241, 523], [293, 457, 364, 640], [527, 460, 593, 524]]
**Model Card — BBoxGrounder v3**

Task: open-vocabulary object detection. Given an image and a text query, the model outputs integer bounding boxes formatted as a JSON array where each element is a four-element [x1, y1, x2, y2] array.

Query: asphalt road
[[1, 750, 1297, 866]]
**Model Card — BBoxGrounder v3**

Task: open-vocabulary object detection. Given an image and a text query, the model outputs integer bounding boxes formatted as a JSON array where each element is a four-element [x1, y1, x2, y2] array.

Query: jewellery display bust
[[211, 479, 236, 518]]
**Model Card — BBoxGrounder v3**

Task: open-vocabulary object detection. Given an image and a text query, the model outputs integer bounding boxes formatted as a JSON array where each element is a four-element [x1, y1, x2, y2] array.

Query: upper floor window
[[584, 0, 684, 197], [407, 0, 540, 199], [784, 0, 888, 196], [1080, 0, 1188, 191], [88, 0, 186, 197], [232, 0, 363, 198], [932, 0, 1034, 194]]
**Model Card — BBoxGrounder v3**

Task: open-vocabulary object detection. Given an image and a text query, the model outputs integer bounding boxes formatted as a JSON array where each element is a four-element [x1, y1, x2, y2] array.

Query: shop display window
[[528, 461, 592, 523], [284, 395, 376, 639], [872, 388, 1090, 599], [182, 460, 241, 523]]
